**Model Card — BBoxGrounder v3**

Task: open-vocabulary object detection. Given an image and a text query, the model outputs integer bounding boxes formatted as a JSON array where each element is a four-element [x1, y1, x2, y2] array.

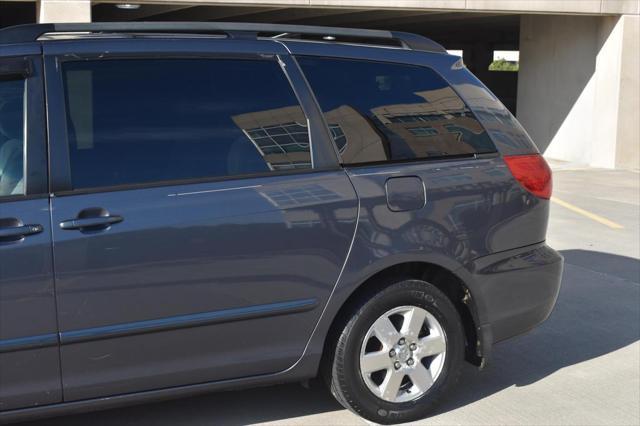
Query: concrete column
[[517, 14, 639, 170], [613, 15, 639, 170], [592, 14, 639, 169], [38, 0, 91, 23]]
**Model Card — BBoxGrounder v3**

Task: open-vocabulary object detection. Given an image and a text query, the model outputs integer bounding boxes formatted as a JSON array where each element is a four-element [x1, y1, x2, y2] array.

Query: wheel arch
[[322, 261, 484, 368]]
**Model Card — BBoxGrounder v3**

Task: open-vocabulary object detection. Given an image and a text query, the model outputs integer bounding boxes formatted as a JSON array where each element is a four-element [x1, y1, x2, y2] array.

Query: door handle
[[59, 207, 123, 231], [60, 215, 123, 231], [0, 223, 43, 239]]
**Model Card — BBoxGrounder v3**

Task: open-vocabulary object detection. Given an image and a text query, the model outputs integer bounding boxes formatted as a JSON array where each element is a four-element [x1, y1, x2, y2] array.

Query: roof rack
[[0, 22, 446, 53]]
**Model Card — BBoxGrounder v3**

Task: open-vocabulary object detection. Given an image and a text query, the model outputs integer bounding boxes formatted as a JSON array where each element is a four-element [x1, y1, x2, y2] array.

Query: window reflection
[[232, 106, 311, 171], [298, 57, 497, 165]]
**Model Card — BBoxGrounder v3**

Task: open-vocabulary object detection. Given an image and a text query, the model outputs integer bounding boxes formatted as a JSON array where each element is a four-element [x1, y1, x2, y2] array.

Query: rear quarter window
[[297, 56, 496, 165]]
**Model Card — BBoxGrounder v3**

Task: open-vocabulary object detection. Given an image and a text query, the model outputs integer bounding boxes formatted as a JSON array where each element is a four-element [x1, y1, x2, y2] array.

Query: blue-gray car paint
[[0, 34, 562, 422]]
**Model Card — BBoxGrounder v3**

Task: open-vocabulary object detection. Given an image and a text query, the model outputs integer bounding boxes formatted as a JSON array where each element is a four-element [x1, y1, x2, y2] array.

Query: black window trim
[[341, 151, 499, 171], [287, 53, 343, 165], [0, 55, 48, 204], [0, 57, 33, 80], [293, 54, 499, 169], [45, 52, 328, 196]]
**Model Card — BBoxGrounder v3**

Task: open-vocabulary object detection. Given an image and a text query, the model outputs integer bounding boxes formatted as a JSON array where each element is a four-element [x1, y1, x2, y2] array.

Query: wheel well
[[325, 262, 481, 367]]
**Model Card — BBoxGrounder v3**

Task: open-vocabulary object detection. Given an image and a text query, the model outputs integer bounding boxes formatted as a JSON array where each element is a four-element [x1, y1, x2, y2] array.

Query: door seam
[[48, 195, 65, 402]]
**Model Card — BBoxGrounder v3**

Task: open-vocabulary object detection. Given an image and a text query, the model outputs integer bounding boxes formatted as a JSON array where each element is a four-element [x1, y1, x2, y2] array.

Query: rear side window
[[62, 58, 311, 190], [297, 57, 496, 165], [0, 79, 25, 197]]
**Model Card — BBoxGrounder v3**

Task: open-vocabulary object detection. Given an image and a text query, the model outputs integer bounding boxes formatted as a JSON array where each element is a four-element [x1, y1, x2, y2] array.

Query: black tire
[[324, 279, 465, 425]]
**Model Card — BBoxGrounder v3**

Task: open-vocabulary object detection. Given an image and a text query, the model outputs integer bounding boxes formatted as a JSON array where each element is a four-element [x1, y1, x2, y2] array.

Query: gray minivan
[[0, 22, 563, 424]]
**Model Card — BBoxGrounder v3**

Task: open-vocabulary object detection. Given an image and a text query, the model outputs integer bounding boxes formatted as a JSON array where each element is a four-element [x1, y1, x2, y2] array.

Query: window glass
[[297, 57, 496, 165], [0, 79, 25, 196], [63, 58, 311, 190]]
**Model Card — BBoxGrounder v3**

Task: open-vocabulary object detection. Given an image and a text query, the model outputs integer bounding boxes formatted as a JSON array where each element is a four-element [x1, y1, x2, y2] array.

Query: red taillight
[[503, 154, 552, 199]]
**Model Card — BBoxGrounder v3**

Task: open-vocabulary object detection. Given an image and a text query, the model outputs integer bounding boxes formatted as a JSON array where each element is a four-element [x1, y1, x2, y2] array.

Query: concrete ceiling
[[0, 1, 36, 28]]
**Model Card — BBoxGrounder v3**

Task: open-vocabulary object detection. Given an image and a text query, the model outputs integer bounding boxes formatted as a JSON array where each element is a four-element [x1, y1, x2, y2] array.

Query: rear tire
[[324, 279, 465, 424]]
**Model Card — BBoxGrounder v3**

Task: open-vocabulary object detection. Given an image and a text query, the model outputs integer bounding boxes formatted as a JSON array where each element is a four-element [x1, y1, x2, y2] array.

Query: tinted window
[[297, 57, 496, 165], [63, 59, 311, 190], [0, 79, 25, 197]]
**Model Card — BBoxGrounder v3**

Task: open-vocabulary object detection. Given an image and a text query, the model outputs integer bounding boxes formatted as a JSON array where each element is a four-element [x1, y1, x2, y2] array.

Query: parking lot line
[[551, 197, 625, 229]]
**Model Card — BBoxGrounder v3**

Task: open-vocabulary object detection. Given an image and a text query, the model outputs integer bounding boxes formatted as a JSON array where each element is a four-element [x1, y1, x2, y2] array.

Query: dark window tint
[[0, 79, 25, 196], [297, 57, 496, 165], [63, 59, 311, 190]]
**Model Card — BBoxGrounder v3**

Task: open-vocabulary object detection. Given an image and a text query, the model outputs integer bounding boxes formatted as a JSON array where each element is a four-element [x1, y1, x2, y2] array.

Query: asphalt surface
[[24, 162, 640, 426]]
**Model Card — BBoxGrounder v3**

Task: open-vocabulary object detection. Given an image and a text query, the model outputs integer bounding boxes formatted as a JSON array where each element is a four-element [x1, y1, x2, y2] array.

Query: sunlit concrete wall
[[517, 14, 639, 169], [615, 15, 640, 170], [37, 0, 91, 23]]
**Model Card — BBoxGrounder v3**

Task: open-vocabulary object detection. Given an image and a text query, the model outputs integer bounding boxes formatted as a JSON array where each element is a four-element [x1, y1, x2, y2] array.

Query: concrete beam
[[216, 6, 356, 23], [361, 11, 511, 28], [92, 0, 640, 15], [125, 5, 277, 21], [306, 0, 465, 10], [469, 0, 602, 14], [37, 0, 91, 23], [94, 4, 194, 21], [601, 0, 640, 14], [283, 9, 434, 26], [282, 9, 430, 26]]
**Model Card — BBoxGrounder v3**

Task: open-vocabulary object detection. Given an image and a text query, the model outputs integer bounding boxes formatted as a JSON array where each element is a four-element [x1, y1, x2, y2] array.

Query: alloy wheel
[[359, 305, 447, 403]]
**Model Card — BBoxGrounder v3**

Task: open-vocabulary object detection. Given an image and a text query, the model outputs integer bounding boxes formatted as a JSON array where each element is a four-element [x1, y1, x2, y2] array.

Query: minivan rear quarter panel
[[281, 41, 552, 353], [284, 41, 549, 253], [336, 156, 546, 291]]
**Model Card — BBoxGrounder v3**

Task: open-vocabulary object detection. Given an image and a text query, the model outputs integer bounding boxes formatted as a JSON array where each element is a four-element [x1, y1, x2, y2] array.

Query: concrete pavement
[[25, 163, 640, 426]]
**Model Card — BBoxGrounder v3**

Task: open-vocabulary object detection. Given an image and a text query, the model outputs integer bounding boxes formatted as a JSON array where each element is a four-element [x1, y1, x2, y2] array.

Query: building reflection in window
[[297, 57, 498, 165], [232, 106, 312, 171]]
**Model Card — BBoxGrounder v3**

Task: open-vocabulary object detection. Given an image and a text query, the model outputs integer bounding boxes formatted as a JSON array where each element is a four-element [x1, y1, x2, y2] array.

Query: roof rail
[[0, 22, 446, 53]]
